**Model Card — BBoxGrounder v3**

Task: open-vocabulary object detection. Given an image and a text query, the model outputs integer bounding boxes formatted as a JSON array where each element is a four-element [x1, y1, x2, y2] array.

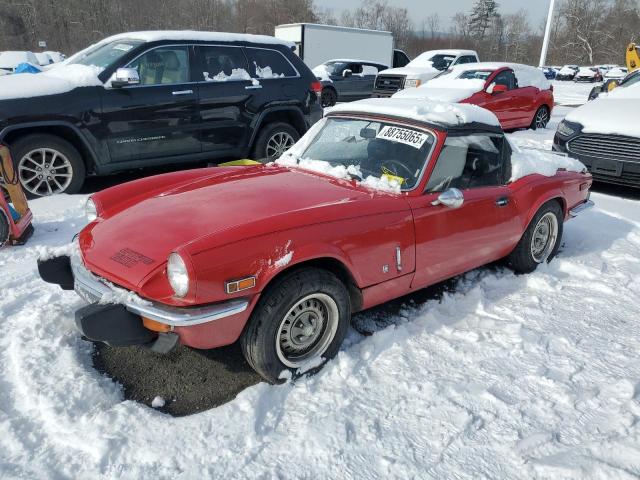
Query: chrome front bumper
[[70, 255, 249, 327]]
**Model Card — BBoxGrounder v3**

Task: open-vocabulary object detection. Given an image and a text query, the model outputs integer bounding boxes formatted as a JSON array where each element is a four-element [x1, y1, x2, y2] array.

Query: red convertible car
[[394, 63, 555, 131], [39, 98, 592, 384]]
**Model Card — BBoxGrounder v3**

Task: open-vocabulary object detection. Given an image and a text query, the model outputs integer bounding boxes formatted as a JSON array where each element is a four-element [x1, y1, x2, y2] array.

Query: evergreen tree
[[469, 0, 500, 39]]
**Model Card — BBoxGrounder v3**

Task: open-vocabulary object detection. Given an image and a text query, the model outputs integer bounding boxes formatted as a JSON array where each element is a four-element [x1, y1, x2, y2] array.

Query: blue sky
[[316, 0, 551, 30]]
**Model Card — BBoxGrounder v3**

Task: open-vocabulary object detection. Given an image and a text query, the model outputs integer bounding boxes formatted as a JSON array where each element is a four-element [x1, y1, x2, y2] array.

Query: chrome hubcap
[[18, 148, 72, 196], [536, 109, 549, 128], [276, 293, 339, 368], [266, 132, 295, 159], [531, 212, 558, 263]]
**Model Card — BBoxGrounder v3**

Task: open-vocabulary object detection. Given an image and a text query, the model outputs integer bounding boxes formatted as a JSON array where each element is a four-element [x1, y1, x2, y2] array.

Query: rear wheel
[[531, 106, 550, 130], [508, 201, 563, 274], [240, 268, 351, 384], [12, 134, 85, 197], [251, 122, 300, 161], [320, 87, 337, 107]]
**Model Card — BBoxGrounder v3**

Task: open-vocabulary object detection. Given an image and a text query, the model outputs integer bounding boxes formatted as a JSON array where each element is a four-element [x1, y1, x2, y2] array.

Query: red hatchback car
[[394, 62, 554, 131], [39, 98, 591, 384]]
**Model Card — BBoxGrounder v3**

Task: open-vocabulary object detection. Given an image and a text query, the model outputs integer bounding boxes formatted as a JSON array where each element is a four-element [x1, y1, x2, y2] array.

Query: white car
[[0, 51, 39, 72], [604, 67, 628, 81], [574, 67, 602, 82], [43, 51, 66, 63], [372, 49, 479, 97]]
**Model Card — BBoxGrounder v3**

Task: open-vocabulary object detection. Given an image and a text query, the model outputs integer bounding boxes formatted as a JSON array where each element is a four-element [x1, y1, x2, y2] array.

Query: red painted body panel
[[461, 67, 554, 130], [81, 114, 590, 351]]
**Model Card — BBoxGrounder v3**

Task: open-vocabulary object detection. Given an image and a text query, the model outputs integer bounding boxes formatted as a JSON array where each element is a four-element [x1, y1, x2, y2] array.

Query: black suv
[[0, 32, 323, 196]]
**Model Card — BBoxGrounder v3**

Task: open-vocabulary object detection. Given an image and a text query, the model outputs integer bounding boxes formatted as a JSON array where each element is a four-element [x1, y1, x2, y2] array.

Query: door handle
[[172, 89, 194, 96], [495, 197, 510, 207], [245, 85, 262, 90]]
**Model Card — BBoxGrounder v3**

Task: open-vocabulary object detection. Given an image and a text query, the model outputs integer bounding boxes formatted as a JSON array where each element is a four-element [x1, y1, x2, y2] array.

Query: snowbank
[[330, 98, 501, 128], [0, 64, 103, 101], [509, 144, 585, 182], [565, 86, 640, 137]]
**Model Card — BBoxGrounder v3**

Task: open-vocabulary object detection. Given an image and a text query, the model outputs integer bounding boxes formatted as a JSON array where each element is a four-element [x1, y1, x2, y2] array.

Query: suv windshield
[[68, 39, 144, 69], [278, 117, 435, 191]]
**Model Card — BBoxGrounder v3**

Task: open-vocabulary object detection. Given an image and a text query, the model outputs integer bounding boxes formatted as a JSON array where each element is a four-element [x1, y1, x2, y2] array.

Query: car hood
[[80, 165, 408, 289], [378, 66, 440, 80], [393, 78, 485, 103], [0, 64, 102, 101], [565, 95, 640, 137]]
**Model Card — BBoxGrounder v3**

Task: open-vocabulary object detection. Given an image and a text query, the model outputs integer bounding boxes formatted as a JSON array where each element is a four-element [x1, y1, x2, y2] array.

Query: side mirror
[[431, 188, 464, 209], [488, 83, 508, 95], [342, 69, 353, 78], [110, 67, 140, 88]]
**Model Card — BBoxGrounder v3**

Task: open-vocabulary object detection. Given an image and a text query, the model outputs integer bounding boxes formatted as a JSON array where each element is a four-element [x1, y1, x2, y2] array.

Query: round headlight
[[85, 198, 97, 222], [167, 253, 190, 298]]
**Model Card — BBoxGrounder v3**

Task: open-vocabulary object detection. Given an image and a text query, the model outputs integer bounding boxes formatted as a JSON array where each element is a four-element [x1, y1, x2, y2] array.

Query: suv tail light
[[310, 81, 322, 94]]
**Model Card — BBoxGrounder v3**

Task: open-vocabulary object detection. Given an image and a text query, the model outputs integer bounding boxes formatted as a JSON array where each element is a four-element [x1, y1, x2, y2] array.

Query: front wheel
[[508, 201, 563, 274], [251, 122, 300, 161], [240, 268, 351, 384], [11, 134, 85, 198], [531, 106, 550, 130]]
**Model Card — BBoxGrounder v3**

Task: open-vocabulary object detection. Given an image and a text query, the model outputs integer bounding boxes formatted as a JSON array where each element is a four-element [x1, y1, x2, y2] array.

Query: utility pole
[[539, 0, 556, 67]]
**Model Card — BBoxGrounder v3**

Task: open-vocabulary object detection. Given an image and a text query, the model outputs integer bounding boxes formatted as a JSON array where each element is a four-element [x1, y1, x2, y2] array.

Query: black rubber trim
[[37, 255, 74, 290], [75, 303, 156, 347]]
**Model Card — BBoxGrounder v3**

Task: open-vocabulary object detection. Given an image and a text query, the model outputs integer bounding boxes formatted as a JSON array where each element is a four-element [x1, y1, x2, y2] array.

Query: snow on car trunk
[[1, 121, 639, 477]]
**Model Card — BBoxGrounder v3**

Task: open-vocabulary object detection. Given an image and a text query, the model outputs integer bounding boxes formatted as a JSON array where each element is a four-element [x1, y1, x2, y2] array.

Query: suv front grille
[[567, 134, 640, 163], [374, 75, 405, 93]]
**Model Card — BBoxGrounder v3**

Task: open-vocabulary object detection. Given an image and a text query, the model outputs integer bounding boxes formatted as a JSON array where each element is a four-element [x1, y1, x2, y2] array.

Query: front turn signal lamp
[[226, 276, 256, 294]]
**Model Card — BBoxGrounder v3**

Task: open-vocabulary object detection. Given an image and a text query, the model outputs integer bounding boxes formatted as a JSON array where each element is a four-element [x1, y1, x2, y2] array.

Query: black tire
[[530, 105, 550, 130], [251, 122, 300, 161], [241, 268, 351, 384], [11, 134, 85, 198], [320, 87, 337, 107], [0, 207, 10, 247], [508, 201, 563, 274]]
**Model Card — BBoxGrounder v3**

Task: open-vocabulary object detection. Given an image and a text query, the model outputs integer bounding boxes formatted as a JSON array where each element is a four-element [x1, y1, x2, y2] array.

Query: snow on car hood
[[576, 68, 596, 77], [559, 66, 577, 75], [0, 64, 103, 101], [377, 66, 440, 80], [509, 143, 585, 182], [565, 87, 640, 137], [80, 165, 407, 288], [392, 79, 485, 103]]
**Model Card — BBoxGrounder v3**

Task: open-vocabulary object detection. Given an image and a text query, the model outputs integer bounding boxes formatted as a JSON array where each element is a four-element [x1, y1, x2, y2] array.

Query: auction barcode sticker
[[376, 126, 429, 149]]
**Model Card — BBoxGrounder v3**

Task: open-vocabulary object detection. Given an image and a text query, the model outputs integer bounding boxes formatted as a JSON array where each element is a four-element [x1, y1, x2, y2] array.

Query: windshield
[[458, 69, 493, 80], [278, 117, 435, 192], [408, 52, 456, 71], [68, 39, 144, 69]]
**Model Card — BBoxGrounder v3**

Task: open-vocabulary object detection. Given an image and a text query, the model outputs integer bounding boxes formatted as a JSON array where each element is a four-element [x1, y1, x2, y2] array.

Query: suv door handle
[[245, 85, 262, 90], [172, 89, 194, 96], [496, 197, 510, 207]]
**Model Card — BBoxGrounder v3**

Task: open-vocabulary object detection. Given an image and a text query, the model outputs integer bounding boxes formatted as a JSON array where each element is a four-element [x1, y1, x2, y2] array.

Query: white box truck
[[274, 23, 409, 70]]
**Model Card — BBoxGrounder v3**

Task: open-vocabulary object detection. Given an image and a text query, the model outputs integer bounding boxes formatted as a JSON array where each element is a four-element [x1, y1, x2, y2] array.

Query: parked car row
[[0, 50, 65, 74]]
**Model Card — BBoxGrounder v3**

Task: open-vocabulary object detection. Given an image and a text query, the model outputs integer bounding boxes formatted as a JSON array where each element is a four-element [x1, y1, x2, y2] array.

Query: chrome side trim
[[569, 199, 595, 218], [70, 256, 249, 327]]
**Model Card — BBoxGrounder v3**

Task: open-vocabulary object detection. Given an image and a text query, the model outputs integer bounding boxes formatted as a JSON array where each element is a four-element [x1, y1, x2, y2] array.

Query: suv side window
[[245, 48, 297, 78], [493, 69, 517, 89], [200, 46, 249, 82], [425, 134, 507, 192], [128, 46, 190, 85]]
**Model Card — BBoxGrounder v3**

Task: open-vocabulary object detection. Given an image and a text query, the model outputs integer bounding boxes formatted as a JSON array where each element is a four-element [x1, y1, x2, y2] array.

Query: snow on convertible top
[[330, 97, 501, 128], [0, 64, 103, 101]]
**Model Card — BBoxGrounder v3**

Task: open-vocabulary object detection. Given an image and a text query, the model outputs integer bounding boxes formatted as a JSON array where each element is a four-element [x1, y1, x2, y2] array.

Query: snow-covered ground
[[2, 82, 640, 479], [552, 79, 595, 106]]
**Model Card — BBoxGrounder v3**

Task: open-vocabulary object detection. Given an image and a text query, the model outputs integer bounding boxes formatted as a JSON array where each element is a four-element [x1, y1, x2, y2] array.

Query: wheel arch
[[0, 122, 98, 173], [249, 107, 307, 149], [525, 195, 566, 229], [260, 255, 364, 313]]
